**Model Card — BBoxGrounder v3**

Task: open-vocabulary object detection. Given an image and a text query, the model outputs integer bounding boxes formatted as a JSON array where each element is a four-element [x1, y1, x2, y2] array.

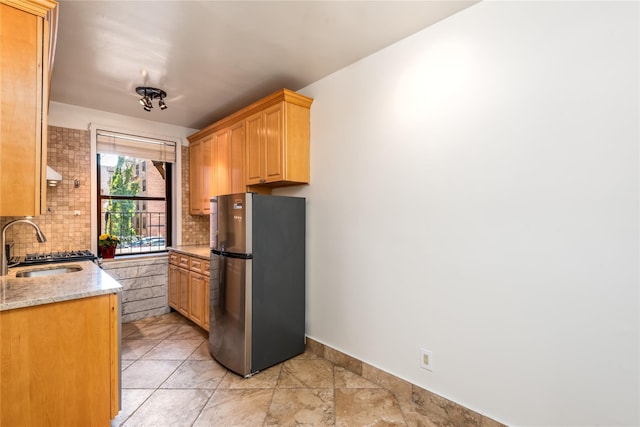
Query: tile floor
[[113, 312, 456, 426]]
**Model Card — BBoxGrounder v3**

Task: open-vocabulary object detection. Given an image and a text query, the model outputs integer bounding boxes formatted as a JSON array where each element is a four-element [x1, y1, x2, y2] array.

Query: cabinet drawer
[[190, 257, 210, 275], [178, 255, 190, 268], [169, 252, 179, 265]]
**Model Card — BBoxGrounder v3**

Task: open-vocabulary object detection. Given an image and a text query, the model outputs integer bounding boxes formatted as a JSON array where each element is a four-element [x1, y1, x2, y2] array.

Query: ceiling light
[[135, 87, 168, 112]]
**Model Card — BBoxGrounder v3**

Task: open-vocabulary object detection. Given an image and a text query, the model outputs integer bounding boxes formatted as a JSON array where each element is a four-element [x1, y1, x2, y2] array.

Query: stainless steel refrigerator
[[209, 193, 305, 377]]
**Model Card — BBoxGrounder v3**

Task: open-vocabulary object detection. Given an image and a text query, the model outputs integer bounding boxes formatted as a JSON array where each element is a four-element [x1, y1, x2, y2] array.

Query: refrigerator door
[[209, 252, 252, 377], [216, 193, 251, 254]]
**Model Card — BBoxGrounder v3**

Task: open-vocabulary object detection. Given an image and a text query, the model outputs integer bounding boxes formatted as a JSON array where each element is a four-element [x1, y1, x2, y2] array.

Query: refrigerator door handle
[[212, 249, 252, 260], [218, 255, 227, 315]]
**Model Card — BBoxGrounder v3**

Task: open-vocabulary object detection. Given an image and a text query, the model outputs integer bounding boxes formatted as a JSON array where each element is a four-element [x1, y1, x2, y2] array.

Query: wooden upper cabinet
[[0, 0, 56, 216], [188, 139, 203, 215], [189, 135, 214, 215], [263, 103, 284, 183], [215, 128, 230, 195], [245, 112, 263, 185], [229, 121, 245, 194], [187, 89, 312, 206], [245, 98, 311, 186]]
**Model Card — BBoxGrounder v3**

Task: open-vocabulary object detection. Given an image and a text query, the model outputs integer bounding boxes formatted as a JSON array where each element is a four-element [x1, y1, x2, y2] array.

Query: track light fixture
[[135, 87, 168, 112]]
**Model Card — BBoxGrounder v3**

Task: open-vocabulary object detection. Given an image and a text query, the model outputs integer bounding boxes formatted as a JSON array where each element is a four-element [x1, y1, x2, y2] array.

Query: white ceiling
[[50, 1, 478, 130]]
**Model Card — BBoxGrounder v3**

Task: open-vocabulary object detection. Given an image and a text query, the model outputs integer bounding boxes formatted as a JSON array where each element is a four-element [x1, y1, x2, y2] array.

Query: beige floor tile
[[126, 322, 182, 340], [399, 398, 452, 427], [161, 359, 228, 389], [154, 312, 192, 324], [293, 349, 324, 360], [110, 388, 154, 427], [188, 341, 214, 360], [193, 388, 274, 426], [170, 323, 208, 340], [121, 339, 161, 360], [335, 388, 406, 427], [218, 364, 282, 389], [141, 339, 204, 360], [121, 322, 139, 338], [278, 358, 335, 389], [121, 359, 136, 370], [122, 359, 182, 389], [265, 388, 335, 426], [116, 314, 467, 427], [122, 389, 212, 427]]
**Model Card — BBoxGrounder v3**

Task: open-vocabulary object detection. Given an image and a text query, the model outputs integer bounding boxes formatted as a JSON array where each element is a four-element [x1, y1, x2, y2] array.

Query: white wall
[[276, 1, 639, 425]]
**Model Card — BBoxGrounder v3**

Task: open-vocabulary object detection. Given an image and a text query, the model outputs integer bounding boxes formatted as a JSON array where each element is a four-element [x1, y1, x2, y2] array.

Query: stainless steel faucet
[[1, 219, 47, 276]]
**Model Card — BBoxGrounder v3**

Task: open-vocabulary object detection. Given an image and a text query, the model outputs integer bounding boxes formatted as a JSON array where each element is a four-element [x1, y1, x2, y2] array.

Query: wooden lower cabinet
[[168, 263, 179, 307], [189, 271, 208, 327], [178, 266, 190, 317], [168, 251, 209, 330], [0, 293, 120, 426]]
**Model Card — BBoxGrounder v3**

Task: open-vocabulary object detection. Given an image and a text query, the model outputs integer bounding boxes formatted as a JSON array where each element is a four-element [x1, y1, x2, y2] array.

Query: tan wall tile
[[181, 145, 209, 245], [1, 126, 92, 257]]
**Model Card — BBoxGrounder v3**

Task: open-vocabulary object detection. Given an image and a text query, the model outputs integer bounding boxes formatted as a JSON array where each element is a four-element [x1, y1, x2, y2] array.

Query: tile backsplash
[[180, 145, 209, 245], [1, 126, 208, 258], [0, 126, 91, 257]]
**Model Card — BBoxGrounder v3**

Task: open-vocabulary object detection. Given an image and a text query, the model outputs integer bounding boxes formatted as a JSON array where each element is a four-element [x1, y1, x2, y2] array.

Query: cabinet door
[[178, 267, 190, 316], [168, 264, 179, 309], [189, 136, 214, 215], [263, 103, 284, 183], [0, 3, 47, 216], [201, 135, 214, 214], [215, 129, 230, 195], [0, 294, 119, 425], [189, 271, 207, 328], [245, 111, 264, 185], [229, 121, 245, 194], [189, 140, 203, 214], [203, 282, 210, 331]]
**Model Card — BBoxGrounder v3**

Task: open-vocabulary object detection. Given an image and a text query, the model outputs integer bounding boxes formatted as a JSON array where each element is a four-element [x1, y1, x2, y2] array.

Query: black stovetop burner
[[17, 250, 97, 266]]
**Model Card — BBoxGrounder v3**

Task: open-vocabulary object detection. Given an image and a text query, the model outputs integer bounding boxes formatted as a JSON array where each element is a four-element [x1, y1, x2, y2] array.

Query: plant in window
[[98, 233, 119, 248], [98, 233, 119, 259]]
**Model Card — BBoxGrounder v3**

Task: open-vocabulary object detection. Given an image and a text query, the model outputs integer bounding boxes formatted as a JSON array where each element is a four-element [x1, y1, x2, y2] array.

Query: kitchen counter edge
[[167, 245, 210, 260], [0, 260, 122, 311]]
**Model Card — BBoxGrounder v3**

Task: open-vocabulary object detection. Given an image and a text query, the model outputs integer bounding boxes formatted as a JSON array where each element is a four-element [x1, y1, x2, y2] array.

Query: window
[[96, 129, 175, 256]]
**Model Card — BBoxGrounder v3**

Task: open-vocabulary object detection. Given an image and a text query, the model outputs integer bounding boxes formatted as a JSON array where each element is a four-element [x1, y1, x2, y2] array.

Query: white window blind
[[96, 129, 177, 163]]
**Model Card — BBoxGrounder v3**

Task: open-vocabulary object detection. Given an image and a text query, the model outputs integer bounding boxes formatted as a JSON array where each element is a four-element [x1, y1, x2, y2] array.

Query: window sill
[[99, 251, 168, 267]]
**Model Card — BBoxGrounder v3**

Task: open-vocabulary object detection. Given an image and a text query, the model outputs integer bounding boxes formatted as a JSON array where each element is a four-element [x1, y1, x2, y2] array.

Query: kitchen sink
[[16, 265, 83, 278]]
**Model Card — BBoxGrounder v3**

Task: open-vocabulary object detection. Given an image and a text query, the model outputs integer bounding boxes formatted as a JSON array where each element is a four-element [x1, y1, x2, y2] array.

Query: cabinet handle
[[259, 179, 266, 183]]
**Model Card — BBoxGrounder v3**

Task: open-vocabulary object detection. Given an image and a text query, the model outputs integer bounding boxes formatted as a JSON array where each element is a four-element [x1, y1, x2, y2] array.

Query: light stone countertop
[[0, 260, 122, 311], [167, 245, 211, 259]]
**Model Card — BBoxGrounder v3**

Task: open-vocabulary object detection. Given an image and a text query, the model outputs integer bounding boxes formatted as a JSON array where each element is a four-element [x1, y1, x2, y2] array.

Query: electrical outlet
[[420, 348, 433, 371]]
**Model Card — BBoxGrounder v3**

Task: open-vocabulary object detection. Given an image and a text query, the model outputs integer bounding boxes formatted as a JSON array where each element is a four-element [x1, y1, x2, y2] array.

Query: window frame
[[96, 155, 173, 257], [90, 123, 182, 257]]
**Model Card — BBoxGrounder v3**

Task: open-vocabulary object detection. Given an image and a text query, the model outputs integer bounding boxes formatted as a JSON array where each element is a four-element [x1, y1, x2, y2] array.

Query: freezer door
[[216, 193, 251, 254], [209, 253, 252, 377]]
